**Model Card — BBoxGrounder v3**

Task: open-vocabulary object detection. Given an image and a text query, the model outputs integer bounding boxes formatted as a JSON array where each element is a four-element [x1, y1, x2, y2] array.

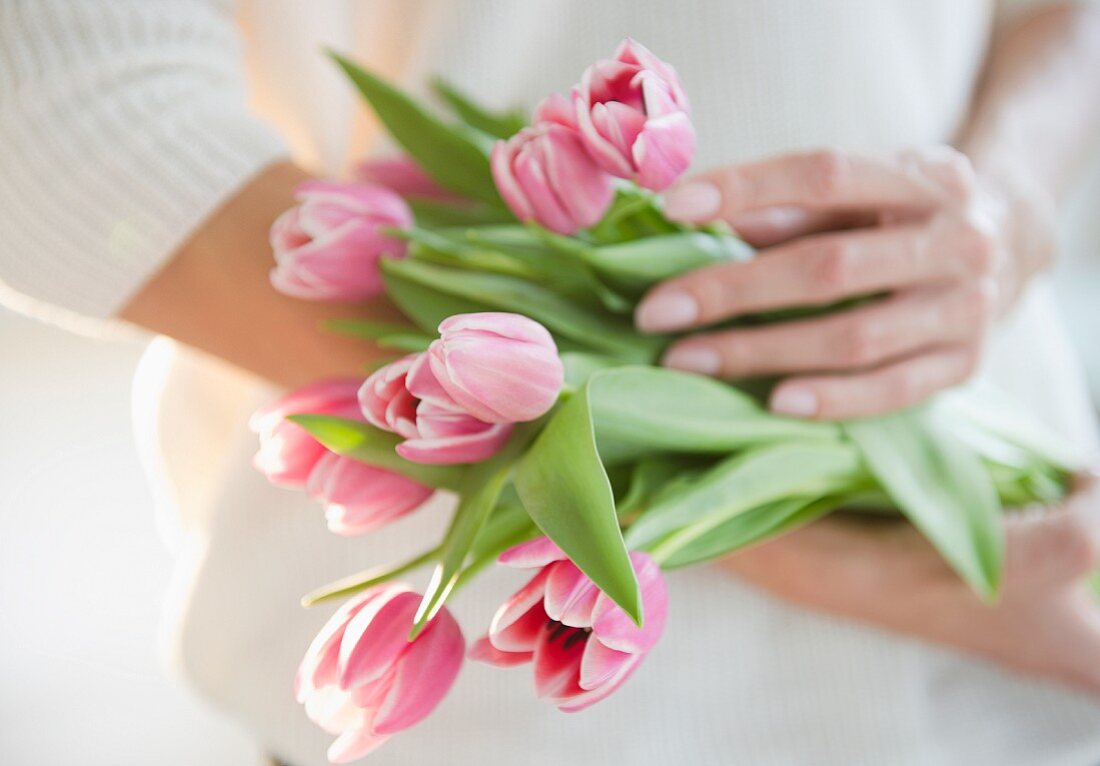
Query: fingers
[[636, 215, 998, 333], [662, 284, 995, 379], [766, 345, 979, 419], [662, 146, 974, 224], [726, 206, 879, 248], [1005, 470, 1100, 588]]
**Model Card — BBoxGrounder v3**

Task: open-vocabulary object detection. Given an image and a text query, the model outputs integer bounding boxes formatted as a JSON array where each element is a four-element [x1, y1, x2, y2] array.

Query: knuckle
[[955, 219, 999, 277], [803, 149, 849, 197], [840, 322, 879, 366], [900, 145, 976, 204], [812, 241, 856, 295]]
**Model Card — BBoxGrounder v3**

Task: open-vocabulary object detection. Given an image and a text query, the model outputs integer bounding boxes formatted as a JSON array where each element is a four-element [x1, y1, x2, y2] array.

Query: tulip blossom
[[353, 155, 461, 203], [296, 584, 465, 762], [427, 312, 564, 424], [252, 378, 434, 534], [469, 537, 668, 711], [574, 38, 695, 191], [270, 180, 412, 301], [307, 452, 435, 536], [359, 353, 512, 464], [251, 378, 366, 487], [490, 120, 614, 235]]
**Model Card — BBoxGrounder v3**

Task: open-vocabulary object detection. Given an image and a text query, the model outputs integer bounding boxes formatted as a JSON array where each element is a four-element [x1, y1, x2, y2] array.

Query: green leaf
[[382, 267, 493, 333], [844, 407, 1004, 600], [430, 77, 528, 138], [323, 318, 422, 341], [407, 198, 514, 228], [585, 232, 754, 294], [514, 386, 642, 625], [301, 548, 438, 607], [627, 441, 863, 555], [376, 333, 432, 352], [381, 258, 660, 361], [659, 495, 839, 569], [585, 367, 841, 464], [410, 421, 542, 638], [287, 415, 468, 490], [330, 52, 503, 204]]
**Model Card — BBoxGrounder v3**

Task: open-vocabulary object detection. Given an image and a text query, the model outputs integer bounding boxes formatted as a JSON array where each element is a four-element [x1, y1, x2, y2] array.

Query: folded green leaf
[[430, 77, 528, 139], [585, 232, 753, 294], [586, 367, 842, 464], [514, 385, 643, 625], [844, 407, 1004, 601], [627, 441, 863, 555], [287, 415, 468, 490], [659, 495, 840, 569], [411, 421, 542, 638], [330, 52, 503, 204], [381, 258, 659, 361]]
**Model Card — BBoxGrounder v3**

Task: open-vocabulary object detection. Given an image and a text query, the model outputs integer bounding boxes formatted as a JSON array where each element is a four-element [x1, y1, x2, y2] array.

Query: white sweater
[[3, 2, 1100, 766]]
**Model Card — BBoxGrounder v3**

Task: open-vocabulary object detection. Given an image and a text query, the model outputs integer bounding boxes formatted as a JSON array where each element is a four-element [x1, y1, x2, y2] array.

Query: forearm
[[959, 4, 1100, 200], [118, 161, 407, 389]]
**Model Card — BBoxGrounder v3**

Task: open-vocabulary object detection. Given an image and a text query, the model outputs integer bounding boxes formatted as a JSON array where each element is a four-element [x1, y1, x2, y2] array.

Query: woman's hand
[[722, 471, 1100, 693], [634, 146, 1056, 420]]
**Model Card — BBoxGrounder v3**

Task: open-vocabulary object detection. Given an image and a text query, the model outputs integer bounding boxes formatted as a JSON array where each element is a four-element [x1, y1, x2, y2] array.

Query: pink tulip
[[574, 39, 695, 191], [296, 584, 465, 762], [359, 353, 512, 464], [353, 155, 461, 203], [252, 378, 435, 534], [427, 312, 564, 424], [270, 180, 412, 301], [490, 121, 614, 235], [469, 537, 668, 712], [251, 379, 364, 487], [307, 452, 435, 536]]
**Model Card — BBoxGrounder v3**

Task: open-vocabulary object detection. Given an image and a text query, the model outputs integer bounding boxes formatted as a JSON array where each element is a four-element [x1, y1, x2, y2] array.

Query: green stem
[[300, 546, 439, 607]]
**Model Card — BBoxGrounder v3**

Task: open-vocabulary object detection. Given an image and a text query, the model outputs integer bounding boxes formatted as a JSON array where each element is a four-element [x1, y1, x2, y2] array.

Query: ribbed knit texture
[[0, 0, 287, 321]]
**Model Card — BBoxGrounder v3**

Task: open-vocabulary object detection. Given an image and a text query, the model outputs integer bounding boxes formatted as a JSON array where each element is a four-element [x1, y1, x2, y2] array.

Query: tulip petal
[[467, 636, 534, 667], [532, 624, 586, 701], [590, 553, 668, 654], [488, 567, 551, 650], [559, 650, 644, 713], [327, 720, 390, 764], [296, 586, 397, 702], [498, 536, 567, 568], [338, 589, 420, 690], [372, 610, 465, 734], [543, 560, 600, 628], [578, 636, 634, 691], [396, 421, 512, 464]]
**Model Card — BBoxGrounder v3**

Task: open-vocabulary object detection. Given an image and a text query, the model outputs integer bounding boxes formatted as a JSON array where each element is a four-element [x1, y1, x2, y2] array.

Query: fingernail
[[770, 386, 819, 417], [663, 345, 721, 375], [635, 291, 699, 332], [662, 181, 722, 222]]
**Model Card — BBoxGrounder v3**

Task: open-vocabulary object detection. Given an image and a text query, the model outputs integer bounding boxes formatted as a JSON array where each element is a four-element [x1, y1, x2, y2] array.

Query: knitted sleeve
[[0, 0, 288, 323]]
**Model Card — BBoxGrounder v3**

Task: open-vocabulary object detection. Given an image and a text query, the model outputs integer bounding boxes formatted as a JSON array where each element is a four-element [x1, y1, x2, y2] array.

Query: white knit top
[[3, 2, 1100, 765]]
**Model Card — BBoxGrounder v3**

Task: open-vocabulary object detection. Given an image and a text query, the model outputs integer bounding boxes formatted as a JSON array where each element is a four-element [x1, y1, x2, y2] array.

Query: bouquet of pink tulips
[[254, 40, 1080, 762]]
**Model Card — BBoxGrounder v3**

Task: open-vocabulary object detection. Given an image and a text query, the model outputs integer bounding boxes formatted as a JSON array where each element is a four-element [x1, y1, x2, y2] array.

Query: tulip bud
[[270, 180, 412, 301], [296, 584, 465, 762], [574, 39, 695, 191], [469, 537, 668, 712], [427, 312, 564, 424], [490, 122, 614, 235]]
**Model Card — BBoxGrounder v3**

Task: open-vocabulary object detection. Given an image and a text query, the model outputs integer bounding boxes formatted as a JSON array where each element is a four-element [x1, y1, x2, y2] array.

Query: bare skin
[[117, 6, 1100, 691]]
